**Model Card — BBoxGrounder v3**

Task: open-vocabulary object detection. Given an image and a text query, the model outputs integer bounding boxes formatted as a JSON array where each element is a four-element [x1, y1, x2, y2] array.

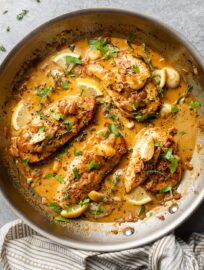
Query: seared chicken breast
[[124, 127, 182, 193], [10, 97, 97, 163], [55, 127, 127, 205], [79, 50, 161, 120]]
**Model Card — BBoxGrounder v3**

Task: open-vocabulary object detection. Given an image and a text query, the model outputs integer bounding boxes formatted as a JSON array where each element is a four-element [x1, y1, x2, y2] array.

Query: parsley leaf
[[163, 148, 178, 174], [38, 126, 45, 134], [66, 56, 81, 66], [44, 173, 64, 182], [22, 157, 30, 166], [88, 160, 101, 171], [109, 123, 121, 137], [61, 80, 69, 90], [188, 100, 201, 110], [44, 173, 53, 179], [48, 202, 61, 214], [138, 205, 145, 216], [37, 86, 52, 98], [72, 167, 80, 180], [89, 39, 118, 59], [171, 104, 179, 113], [127, 32, 136, 48], [63, 119, 73, 131], [90, 205, 104, 217], [55, 216, 70, 222], [133, 64, 140, 73], [50, 111, 61, 121], [179, 130, 187, 136], [69, 44, 75, 52], [176, 84, 193, 104], [159, 185, 172, 193], [79, 198, 90, 207], [74, 148, 83, 156], [16, 9, 29, 20]]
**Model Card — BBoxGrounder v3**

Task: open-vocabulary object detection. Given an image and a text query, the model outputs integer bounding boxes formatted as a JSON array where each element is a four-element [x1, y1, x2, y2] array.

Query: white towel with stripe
[[0, 219, 203, 270]]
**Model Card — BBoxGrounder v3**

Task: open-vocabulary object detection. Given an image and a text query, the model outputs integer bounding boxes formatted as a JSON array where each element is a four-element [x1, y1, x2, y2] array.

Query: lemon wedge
[[88, 190, 104, 202], [76, 78, 103, 97], [11, 101, 32, 130], [52, 52, 81, 70], [125, 186, 152, 205], [60, 203, 89, 218]]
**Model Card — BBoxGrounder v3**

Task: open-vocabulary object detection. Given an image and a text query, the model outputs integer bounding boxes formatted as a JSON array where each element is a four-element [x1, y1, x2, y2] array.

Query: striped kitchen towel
[[0, 219, 203, 270]]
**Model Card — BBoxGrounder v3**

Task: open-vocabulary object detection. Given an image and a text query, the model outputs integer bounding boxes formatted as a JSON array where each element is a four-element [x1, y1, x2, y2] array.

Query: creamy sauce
[[8, 37, 197, 223]]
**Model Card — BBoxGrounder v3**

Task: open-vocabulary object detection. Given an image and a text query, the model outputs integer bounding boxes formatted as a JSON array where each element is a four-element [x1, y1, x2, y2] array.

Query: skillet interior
[[0, 9, 204, 251]]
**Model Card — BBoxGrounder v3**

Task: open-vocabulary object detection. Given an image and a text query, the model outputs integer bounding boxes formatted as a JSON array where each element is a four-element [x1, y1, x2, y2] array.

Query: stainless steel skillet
[[0, 8, 204, 251]]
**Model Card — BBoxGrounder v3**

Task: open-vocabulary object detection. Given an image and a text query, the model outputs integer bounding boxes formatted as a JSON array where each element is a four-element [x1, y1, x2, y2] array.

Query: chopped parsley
[[16, 9, 29, 20], [63, 119, 73, 131], [50, 111, 61, 121], [88, 160, 101, 171], [22, 157, 30, 166], [61, 80, 69, 90], [90, 204, 104, 217], [127, 32, 136, 48], [176, 84, 193, 104], [72, 167, 80, 180], [133, 64, 140, 74], [132, 100, 137, 111], [103, 129, 111, 139], [69, 44, 75, 52], [138, 205, 145, 216], [38, 126, 45, 134], [89, 39, 118, 59], [159, 185, 172, 193], [44, 173, 64, 182], [37, 86, 53, 98], [188, 100, 201, 110], [68, 70, 75, 77], [66, 56, 81, 66], [48, 202, 61, 214], [163, 148, 178, 174], [55, 216, 70, 222], [179, 130, 187, 136], [79, 198, 90, 207], [74, 148, 83, 156], [44, 173, 53, 179], [171, 104, 179, 113], [108, 123, 121, 137], [0, 45, 6, 52], [134, 112, 158, 122]]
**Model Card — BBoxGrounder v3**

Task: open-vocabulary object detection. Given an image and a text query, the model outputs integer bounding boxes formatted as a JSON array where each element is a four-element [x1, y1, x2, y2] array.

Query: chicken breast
[[55, 127, 127, 206], [10, 96, 97, 163], [124, 127, 182, 193], [79, 50, 161, 119]]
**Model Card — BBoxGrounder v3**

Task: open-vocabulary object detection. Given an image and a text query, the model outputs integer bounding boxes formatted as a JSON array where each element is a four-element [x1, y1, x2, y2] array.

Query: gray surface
[[0, 0, 204, 267]]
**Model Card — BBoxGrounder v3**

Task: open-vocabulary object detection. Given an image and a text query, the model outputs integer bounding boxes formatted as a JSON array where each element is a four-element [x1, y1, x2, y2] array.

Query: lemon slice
[[88, 190, 104, 202], [60, 203, 89, 218], [11, 101, 32, 130], [125, 186, 152, 205], [52, 52, 80, 70], [76, 78, 103, 97]]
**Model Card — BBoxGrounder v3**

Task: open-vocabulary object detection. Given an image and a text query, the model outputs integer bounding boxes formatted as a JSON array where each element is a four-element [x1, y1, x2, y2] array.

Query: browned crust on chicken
[[10, 97, 97, 163], [124, 127, 182, 193], [55, 128, 127, 205]]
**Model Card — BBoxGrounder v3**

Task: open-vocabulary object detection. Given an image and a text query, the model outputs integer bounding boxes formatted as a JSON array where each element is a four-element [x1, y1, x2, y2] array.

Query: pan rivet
[[169, 203, 179, 214], [123, 227, 135, 236]]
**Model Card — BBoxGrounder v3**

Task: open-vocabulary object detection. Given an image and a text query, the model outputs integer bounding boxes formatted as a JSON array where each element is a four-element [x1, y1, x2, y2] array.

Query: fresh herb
[[103, 129, 111, 139], [134, 112, 158, 122], [6, 26, 10, 32], [44, 173, 53, 179], [69, 44, 75, 52], [76, 130, 87, 142], [61, 80, 69, 90], [88, 160, 101, 171], [22, 158, 30, 166], [63, 119, 73, 131], [68, 70, 75, 77], [146, 170, 165, 176], [154, 142, 161, 147], [171, 104, 179, 113], [89, 39, 118, 59], [79, 198, 90, 207], [141, 43, 154, 71], [109, 123, 121, 137], [38, 126, 45, 134], [179, 130, 187, 136], [127, 32, 136, 48], [0, 45, 6, 52], [138, 205, 145, 216], [46, 134, 53, 139], [74, 148, 83, 156], [133, 64, 140, 74], [90, 204, 104, 218], [132, 100, 137, 110], [50, 111, 61, 121], [159, 185, 172, 193], [37, 86, 52, 98], [55, 216, 70, 222], [163, 148, 178, 174], [79, 88, 84, 97], [48, 202, 61, 214], [66, 56, 81, 66], [176, 84, 193, 104], [188, 100, 201, 110], [72, 167, 80, 180], [16, 9, 29, 20]]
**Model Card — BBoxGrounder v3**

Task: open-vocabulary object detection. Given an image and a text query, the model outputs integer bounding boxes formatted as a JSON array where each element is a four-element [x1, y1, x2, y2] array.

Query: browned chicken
[[124, 127, 182, 193], [55, 127, 127, 206], [78, 50, 161, 120], [10, 97, 97, 163]]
